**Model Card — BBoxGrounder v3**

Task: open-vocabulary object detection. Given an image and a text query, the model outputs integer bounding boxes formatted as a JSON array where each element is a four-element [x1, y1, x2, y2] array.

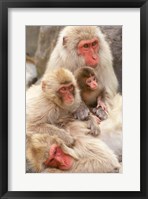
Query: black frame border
[[0, 0, 148, 198]]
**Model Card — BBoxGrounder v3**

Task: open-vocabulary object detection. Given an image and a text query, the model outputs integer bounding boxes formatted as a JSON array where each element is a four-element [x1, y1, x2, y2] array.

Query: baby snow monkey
[[75, 66, 108, 121]]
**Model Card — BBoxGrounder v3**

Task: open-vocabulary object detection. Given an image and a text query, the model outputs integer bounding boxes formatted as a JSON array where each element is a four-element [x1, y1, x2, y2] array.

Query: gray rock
[[26, 56, 38, 89], [26, 26, 40, 56], [100, 26, 122, 92], [34, 26, 64, 77]]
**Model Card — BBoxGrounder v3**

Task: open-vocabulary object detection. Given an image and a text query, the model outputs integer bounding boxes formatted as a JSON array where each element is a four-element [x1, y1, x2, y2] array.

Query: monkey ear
[[63, 36, 68, 47], [42, 81, 46, 92]]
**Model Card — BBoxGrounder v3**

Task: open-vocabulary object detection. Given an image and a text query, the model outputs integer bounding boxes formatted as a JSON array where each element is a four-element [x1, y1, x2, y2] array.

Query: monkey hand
[[73, 102, 90, 121], [97, 99, 108, 113], [86, 118, 101, 137], [93, 115, 101, 124], [92, 107, 108, 121]]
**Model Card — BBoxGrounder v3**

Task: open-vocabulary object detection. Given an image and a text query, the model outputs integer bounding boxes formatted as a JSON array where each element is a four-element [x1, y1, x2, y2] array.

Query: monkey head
[[44, 143, 73, 170], [75, 66, 99, 91], [42, 68, 81, 111], [27, 133, 74, 172], [62, 26, 100, 68]]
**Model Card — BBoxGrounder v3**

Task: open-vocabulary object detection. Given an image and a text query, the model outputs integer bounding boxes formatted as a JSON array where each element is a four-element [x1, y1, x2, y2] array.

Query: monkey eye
[[92, 41, 97, 46], [87, 79, 91, 84], [60, 87, 66, 92], [69, 85, 74, 90], [83, 44, 89, 48]]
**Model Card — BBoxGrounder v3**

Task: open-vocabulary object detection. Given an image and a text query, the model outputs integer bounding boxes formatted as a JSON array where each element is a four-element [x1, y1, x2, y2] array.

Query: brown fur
[[75, 66, 106, 107]]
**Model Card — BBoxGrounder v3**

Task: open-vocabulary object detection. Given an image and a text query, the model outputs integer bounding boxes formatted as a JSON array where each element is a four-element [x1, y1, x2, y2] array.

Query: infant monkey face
[[86, 75, 98, 90]]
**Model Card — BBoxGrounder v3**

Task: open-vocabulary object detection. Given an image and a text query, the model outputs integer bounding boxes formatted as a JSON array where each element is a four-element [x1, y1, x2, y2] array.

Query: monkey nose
[[92, 54, 97, 60]]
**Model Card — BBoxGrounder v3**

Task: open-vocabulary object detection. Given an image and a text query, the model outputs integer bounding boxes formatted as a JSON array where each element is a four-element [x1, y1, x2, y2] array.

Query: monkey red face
[[44, 144, 73, 170], [77, 38, 99, 67], [86, 75, 98, 90], [58, 83, 74, 104]]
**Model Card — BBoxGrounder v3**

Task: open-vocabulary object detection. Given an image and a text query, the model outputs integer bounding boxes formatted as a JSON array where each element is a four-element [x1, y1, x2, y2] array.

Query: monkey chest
[[81, 92, 98, 107]]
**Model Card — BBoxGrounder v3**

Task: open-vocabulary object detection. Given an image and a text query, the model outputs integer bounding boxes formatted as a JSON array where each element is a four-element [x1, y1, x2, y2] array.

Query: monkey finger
[[95, 108, 108, 121], [75, 108, 89, 121], [94, 116, 101, 124]]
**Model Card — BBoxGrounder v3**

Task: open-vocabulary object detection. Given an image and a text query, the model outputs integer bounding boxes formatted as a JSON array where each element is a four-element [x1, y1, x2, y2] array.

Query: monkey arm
[[85, 114, 101, 136], [97, 95, 107, 110], [28, 123, 75, 147], [94, 90, 108, 121]]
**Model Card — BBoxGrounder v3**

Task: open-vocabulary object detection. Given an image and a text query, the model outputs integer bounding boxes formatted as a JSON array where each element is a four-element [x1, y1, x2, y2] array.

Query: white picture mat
[[8, 8, 140, 191]]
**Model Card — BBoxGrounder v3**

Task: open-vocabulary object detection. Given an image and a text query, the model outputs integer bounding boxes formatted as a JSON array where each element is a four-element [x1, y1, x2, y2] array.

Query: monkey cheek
[[58, 155, 73, 170]]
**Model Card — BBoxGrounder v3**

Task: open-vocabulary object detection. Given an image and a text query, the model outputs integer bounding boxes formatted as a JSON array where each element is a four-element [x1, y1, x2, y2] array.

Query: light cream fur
[[27, 131, 120, 173], [100, 94, 122, 158]]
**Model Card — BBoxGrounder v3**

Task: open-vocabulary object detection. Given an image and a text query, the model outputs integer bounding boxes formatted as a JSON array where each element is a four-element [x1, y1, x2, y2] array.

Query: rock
[[34, 26, 64, 77], [100, 26, 122, 92], [26, 26, 40, 56], [26, 55, 38, 89]]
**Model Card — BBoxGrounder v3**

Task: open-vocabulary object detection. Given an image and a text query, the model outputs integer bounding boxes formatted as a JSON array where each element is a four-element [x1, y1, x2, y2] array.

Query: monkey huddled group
[[26, 26, 122, 173]]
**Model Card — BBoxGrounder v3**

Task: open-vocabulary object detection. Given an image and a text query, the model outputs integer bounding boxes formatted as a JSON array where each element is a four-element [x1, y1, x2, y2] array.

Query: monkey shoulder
[[46, 103, 61, 124], [26, 85, 58, 124]]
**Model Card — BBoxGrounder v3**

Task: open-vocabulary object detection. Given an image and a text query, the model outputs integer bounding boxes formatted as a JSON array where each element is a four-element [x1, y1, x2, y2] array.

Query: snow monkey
[[27, 130, 120, 173], [26, 67, 101, 148], [75, 66, 108, 121], [45, 26, 119, 120]]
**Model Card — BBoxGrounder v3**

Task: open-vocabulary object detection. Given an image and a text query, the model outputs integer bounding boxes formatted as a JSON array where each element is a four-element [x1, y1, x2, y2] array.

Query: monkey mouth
[[91, 87, 97, 91], [89, 64, 97, 68], [85, 62, 97, 68]]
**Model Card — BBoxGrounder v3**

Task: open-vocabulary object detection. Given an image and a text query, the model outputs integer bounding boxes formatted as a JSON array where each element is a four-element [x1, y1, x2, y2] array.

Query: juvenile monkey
[[26, 68, 100, 148], [26, 68, 79, 146], [75, 67, 108, 121]]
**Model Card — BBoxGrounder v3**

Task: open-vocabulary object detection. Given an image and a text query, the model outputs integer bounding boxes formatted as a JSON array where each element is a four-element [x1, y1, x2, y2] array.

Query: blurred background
[[26, 26, 122, 92]]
